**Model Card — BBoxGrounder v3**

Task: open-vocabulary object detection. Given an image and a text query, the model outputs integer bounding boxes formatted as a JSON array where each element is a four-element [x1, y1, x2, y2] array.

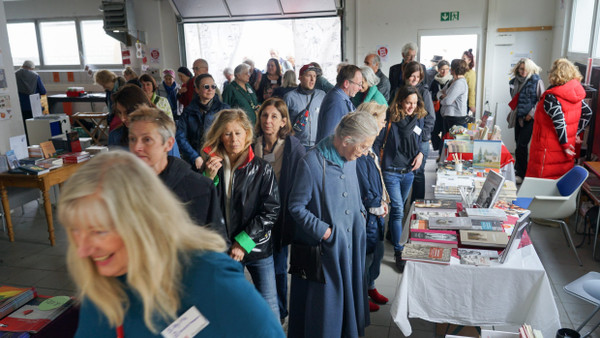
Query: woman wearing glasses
[[176, 74, 230, 169]]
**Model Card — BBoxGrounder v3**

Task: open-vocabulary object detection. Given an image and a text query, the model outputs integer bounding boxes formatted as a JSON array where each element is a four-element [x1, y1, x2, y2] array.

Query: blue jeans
[[383, 170, 414, 252], [273, 245, 289, 319], [244, 255, 279, 318], [365, 240, 385, 289], [412, 141, 430, 202]]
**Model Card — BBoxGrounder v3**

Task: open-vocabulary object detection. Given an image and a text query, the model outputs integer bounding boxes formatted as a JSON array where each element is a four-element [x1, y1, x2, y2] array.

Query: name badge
[[270, 79, 278, 84], [413, 125, 422, 135], [161, 306, 209, 338]]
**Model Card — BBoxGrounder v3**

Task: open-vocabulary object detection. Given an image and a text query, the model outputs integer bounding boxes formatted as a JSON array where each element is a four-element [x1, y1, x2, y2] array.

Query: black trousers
[[514, 118, 534, 178]]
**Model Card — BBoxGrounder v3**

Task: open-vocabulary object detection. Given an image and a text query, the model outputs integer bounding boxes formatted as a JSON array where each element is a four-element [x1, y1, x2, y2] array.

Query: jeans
[[383, 170, 414, 252], [411, 141, 430, 202], [243, 255, 279, 318], [365, 240, 385, 289], [273, 245, 289, 319], [514, 118, 534, 178]]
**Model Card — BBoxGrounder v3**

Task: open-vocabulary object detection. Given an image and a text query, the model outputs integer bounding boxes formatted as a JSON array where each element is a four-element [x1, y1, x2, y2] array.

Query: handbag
[[288, 157, 327, 284], [379, 120, 392, 165], [292, 92, 316, 133]]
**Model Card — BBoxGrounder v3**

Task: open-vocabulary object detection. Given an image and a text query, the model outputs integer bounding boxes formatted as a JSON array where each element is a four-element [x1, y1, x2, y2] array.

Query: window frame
[[567, 0, 600, 65], [7, 16, 123, 70]]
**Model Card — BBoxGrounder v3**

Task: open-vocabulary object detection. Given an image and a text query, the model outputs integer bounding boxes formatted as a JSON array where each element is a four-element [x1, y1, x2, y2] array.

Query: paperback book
[[474, 170, 505, 208], [465, 208, 507, 221], [0, 296, 73, 333], [0, 286, 37, 320], [17, 165, 49, 176], [410, 219, 428, 230], [427, 217, 472, 230], [401, 243, 451, 265], [410, 229, 458, 248], [459, 229, 509, 248], [414, 199, 458, 212]]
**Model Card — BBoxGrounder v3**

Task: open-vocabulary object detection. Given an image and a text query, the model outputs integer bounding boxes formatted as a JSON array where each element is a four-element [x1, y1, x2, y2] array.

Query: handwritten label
[[161, 306, 209, 338]]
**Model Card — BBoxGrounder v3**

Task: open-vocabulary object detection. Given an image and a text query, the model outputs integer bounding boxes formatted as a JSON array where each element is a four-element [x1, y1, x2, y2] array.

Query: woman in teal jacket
[[352, 66, 388, 107]]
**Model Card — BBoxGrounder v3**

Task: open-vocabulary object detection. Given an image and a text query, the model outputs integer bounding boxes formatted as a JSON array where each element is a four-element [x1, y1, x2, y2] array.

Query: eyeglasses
[[349, 80, 363, 87], [202, 84, 217, 90]]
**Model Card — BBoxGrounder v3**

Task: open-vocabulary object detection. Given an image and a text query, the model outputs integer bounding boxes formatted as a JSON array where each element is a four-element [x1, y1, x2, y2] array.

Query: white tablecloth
[[390, 243, 560, 337]]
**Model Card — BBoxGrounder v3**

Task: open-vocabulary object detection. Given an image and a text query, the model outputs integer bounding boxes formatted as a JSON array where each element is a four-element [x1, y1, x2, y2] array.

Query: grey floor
[[1, 154, 600, 337]]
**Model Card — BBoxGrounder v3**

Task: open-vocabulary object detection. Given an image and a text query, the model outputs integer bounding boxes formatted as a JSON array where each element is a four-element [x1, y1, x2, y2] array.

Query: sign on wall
[[441, 12, 459, 22]]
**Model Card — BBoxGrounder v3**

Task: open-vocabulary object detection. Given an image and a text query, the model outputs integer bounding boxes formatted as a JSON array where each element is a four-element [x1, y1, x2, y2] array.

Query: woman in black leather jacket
[[201, 108, 281, 318]]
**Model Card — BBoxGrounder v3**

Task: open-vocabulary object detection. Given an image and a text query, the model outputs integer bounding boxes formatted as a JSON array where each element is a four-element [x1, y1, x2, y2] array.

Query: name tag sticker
[[413, 125, 422, 135], [161, 306, 209, 338]]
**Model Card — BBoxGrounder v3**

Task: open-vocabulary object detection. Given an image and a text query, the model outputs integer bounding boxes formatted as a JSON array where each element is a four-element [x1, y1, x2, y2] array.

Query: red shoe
[[368, 288, 389, 304], [369, 300, 380, 312]]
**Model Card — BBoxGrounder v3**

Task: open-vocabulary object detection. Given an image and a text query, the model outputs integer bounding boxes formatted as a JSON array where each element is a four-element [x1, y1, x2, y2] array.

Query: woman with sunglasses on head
[[177, 74, 230, 170]]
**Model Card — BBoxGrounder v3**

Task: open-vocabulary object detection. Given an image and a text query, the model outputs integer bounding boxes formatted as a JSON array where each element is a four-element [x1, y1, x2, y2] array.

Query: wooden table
[[583, 161, 600, 257], [71, 112, 109, 145], [0, 163, 85, 245]]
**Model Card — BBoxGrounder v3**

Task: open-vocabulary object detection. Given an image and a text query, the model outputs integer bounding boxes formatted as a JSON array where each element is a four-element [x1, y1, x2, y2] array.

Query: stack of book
[[0, 286, 37, 319], [59, 151, 90, 164], [401, 243, 451, 265], [85, 146, 109, 155], [35, 158, 63, 170], [26, 146, 43, 158]]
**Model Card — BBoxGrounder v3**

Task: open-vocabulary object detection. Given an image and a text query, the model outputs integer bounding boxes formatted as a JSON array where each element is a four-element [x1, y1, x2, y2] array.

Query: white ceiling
[[170, 0, 339, 22]]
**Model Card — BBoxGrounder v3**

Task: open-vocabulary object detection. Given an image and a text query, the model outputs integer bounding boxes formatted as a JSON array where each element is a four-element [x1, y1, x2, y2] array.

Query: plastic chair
[[516, 165, 588, 266], [564, 272, 600, 337]]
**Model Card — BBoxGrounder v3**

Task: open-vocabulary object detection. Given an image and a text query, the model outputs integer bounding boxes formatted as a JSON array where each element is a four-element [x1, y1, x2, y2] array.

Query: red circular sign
[[377, 47, 388, 59], [150, 49, 160, 60]]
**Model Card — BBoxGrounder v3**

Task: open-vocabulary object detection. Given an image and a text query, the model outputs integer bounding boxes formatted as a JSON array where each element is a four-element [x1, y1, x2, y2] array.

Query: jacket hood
[[159, 156, 193, 187], [550, 79, 586, 104]]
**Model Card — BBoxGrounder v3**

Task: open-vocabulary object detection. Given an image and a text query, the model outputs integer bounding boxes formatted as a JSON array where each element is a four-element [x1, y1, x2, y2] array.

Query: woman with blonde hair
[[272, 70, 297, 98], [59, 151, 284, 337], [253, 97, 305, 323], [94, 69, 126, 130], [508, 58, 545, 183], [122, 66, 140, 86], [373, 85, 427, 271], [355, 101, 390, 312], [526, 58, 592, 179], [202, 109, 281, 318]]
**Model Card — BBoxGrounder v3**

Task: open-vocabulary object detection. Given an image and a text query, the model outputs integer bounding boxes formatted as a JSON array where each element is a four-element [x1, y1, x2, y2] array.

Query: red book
[[0, 296, 73, 333], [410, 229, 459, 248]]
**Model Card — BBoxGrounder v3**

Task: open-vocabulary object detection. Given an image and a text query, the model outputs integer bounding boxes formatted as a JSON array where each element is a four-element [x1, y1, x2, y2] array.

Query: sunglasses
[[202, 84, 217, 90]]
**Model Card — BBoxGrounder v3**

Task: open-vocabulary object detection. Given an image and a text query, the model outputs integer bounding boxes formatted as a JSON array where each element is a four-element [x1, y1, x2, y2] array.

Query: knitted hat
[[177, 67, 193, 78], [163, 69, 175, 78], [299, 64, 318, 76]]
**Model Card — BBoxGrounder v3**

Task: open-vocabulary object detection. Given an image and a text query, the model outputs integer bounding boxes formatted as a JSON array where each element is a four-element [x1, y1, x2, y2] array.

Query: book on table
[[470, 219, 504, 231], [459, 229, 509, 248], [410, 229, 458, 248], [474, 170, 505, 208], [0, 296, 74, 334], [17, 165, 49, 175], [465, 208, 507, 221], [414, 199, 458, 212], [410, 219, 428, 230], [427, 216, 472, 230], [0, 286, 37, 320], [39, 141, 56, 159], [401, 243, 451, 265]]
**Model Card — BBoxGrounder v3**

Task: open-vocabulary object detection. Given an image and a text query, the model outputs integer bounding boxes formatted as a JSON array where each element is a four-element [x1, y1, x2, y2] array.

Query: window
[[39, 21, 80, 65], [569, 0, 595, 54], [7, 22, 40, 66], [80, 20, 122, 65]]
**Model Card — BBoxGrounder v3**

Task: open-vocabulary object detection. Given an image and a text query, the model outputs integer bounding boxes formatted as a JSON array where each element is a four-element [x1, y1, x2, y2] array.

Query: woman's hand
[[204, 156, 223, 179], [178, 86, 187, 94], [411, 152, 424, 171], [229, 242, 246, 262], [564, 144, 576, 157], [194, 157, 204, 170], [382, 202, 389, 218], [525, 115, 533, 122], [322, 227, 332, 241]]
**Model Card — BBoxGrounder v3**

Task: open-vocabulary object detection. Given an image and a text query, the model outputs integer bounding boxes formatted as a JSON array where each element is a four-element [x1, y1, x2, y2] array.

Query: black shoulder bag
[[292, 92, 316, 133], [288, 157, 326, 284]]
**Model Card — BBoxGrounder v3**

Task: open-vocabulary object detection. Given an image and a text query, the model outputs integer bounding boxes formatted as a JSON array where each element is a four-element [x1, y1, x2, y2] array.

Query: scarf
[[511, 74, 529, 98], [434, 73, 452, 86], [297, 86, 315, 95], [163, 81, 177, 96], [198, 98, 214, 113]]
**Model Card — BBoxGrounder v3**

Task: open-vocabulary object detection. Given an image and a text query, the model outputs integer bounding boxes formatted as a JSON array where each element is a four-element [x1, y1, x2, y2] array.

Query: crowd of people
[[53, 42, 592, 337]]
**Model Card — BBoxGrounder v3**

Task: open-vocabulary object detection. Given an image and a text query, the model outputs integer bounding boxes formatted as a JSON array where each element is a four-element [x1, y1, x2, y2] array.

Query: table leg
[[42, 188, 55, 246], [1, 186, 14, 242]]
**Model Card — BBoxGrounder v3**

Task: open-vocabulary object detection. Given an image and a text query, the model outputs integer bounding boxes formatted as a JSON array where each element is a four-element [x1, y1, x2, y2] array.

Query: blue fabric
[[511, 74, 540, 117], [316, 135, 345, 167], [243, 255, 279, 318], [288, 148, 369, 338], [162, 81, 178, 114], [356, 153, 385, 253], [315, 87, 355, 143], [365, 240, 385, 289], [557, 165, 588, 196], [176, 97, 229, 164], [284, 88, 326, 147], [513, 197, 533, 209], [74, 251, 284, 338], [273, 245, 289, 319], [383, 170, 414, 252]]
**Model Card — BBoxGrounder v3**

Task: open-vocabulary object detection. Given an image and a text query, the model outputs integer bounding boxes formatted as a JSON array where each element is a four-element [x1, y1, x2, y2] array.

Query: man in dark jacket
[[364, 53, 391, 101], [388, 42, 429, 101], [15, 60, 46, 138], [128, 106, 228, 242]]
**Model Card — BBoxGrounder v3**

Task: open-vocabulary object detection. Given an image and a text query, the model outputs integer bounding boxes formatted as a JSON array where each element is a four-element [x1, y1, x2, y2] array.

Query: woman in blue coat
[[288, 111, 380, 338]]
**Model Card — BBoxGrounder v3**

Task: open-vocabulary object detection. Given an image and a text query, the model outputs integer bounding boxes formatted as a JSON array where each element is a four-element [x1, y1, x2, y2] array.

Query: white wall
[[0, 2, 25, 153]]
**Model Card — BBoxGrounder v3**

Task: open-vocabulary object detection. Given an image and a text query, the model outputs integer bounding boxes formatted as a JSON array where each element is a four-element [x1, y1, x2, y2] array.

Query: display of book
[[39, 141, 56, 159], [465, 208, 507, 221], [401, 243, 451, 265], [470, 219, 504, 231], [472, 140, 502, 169], [459, 229, 509, 248], [17, 165, 49, 176], [414, 199, 458, 211], [427, 217, 472, 230], [410, 229, 458, 248], [474, 170, 505, 208], [0, 296, 73, 333], [0, 286, 37, 320]]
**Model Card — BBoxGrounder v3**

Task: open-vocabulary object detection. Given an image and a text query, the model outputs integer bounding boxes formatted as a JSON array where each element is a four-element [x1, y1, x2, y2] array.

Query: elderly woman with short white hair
[[288, 110, 379, 338], [222, 63, 260, 125], [352, 66, 387, 107]]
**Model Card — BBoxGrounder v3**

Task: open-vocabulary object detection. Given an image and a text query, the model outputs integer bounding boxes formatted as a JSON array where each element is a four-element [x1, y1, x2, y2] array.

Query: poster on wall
[[0, 69, 7, 92], [0, 95, 11, 121], [376, 45, 389, 62], [149, 48, 160, 64], [510, 51, 534, 68]]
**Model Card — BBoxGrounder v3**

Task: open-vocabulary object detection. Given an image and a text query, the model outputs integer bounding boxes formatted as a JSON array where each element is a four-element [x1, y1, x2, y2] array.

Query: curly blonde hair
[[549, 58, 582, 86]]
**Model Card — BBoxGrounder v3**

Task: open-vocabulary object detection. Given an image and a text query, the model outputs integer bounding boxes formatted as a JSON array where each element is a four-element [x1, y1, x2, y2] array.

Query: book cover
[[457, 248, 500, 258], [0, 155, 8, 173], [475, 170, 505, 208], [472, 140, 501, 169], [410, 229, 458, 245], [465, 208, 507, 221], [0, 296, 73, 333], [459, 230, 509, 248], [17, 165, 49, 176], [427, 217, 472, 230], [401, 243, 451, 264], [470, 219, 504, 231], [0, 287, 36, 320], [39, 141, 56, 159], [410, 219, 428, 230], [416, 211, 456, 221], [5, 151, 20, 170]]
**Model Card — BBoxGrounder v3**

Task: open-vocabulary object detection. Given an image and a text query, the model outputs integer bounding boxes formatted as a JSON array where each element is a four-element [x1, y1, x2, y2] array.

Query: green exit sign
[[441, 11, 459, 21]]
